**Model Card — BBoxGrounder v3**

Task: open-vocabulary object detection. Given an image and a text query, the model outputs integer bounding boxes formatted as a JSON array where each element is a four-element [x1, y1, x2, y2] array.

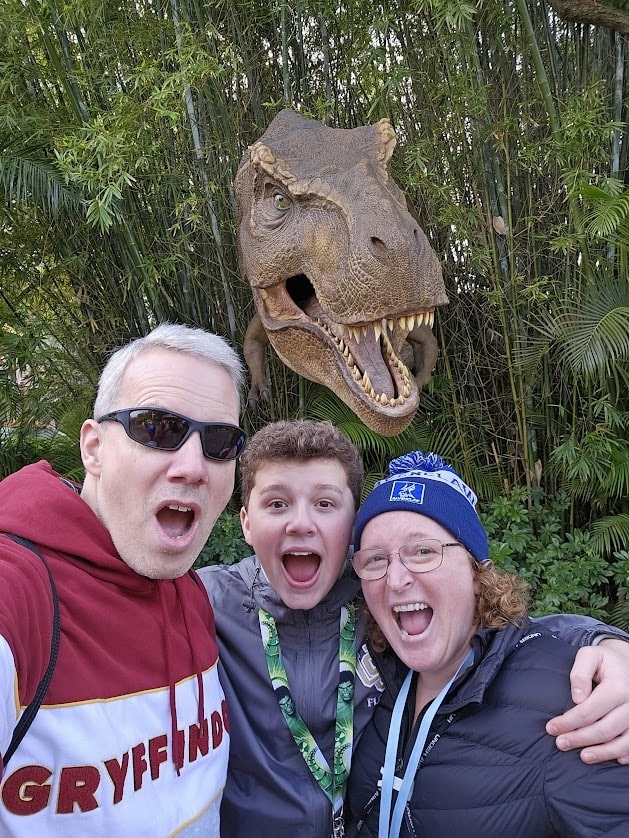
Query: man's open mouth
[[157, 504, 195, 538]]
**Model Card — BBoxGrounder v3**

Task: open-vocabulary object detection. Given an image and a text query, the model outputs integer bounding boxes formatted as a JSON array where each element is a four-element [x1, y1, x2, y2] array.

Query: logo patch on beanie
[[389, 481, 425, 504]]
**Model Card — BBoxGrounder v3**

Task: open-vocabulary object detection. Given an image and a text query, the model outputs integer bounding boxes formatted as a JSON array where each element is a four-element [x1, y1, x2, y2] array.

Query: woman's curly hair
[[365, 559, 531, 654]]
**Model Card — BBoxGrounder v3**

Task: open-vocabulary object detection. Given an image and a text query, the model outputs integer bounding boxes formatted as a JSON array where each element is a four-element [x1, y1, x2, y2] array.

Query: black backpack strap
[[1, 534, 61, 768]]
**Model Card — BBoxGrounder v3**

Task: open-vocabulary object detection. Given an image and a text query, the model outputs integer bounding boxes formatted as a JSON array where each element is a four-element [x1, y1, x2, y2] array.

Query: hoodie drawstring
[[244, 563, 262, 613], [178, 577, 205, 728], [158, 578, 206, 776], [158, 582, 183, 775]]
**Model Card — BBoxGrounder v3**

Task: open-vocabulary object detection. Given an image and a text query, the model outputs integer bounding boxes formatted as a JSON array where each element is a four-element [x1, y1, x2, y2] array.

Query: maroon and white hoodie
[[0, 461, 228, 837]]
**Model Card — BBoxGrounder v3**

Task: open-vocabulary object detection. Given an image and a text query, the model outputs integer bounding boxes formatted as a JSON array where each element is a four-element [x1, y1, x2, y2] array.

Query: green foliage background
[[1, 0, 628, 620]]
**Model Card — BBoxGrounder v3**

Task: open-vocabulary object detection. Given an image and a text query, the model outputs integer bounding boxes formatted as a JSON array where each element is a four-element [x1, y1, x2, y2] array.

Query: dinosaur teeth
[[382, 332, 410, 379], [315, 312, 438, 407], [394, 309, 435, 332]]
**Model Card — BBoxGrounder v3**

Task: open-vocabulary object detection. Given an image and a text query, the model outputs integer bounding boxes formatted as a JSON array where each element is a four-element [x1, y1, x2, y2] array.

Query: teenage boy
[[199, 419, 629, 838]]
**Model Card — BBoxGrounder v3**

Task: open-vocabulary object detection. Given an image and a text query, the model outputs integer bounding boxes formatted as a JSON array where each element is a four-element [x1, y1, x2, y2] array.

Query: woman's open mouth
[[393, 602, 433, 636]]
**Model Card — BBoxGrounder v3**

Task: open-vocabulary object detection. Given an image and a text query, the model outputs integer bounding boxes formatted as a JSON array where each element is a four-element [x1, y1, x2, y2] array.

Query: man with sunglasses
[[0, 322, 246, 837]]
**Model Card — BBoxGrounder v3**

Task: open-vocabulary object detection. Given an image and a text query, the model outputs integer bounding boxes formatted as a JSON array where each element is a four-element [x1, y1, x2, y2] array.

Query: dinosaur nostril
[[371, 236, 387, 255]]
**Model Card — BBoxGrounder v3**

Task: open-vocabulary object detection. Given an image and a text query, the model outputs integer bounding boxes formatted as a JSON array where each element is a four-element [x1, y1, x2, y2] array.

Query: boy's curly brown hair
[[239, 419, 364, 510]]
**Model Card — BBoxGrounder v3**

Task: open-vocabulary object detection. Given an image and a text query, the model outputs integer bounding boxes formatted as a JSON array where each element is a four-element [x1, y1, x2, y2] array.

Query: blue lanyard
[[378, 649, 474, 838]]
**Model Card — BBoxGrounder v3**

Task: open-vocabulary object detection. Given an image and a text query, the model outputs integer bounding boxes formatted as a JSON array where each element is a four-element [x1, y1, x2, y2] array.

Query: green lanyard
[[258, 603, 357, 823]]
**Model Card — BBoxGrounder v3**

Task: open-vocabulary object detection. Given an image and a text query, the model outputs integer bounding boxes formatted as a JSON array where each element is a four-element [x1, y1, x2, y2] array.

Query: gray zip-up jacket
[[199, 556, 384, 838], [200, 556, 627, 838]]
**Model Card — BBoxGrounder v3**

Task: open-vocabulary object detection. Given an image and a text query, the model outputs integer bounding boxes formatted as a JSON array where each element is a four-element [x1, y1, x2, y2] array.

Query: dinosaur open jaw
[[257, 277, 435, 405], [317, 316, 428, 406]]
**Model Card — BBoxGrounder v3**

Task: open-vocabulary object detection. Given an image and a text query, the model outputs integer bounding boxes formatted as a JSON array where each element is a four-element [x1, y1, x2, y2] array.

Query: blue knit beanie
[[353, 451, 489, 563]]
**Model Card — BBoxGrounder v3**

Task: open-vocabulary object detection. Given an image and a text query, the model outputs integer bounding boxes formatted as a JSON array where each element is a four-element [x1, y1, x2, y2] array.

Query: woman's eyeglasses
[[97, 408, 247, 461], [352, 539, 463, 580]]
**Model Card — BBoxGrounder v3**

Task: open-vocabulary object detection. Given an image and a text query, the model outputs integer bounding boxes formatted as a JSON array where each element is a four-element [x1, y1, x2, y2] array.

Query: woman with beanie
[[346, 451, 629, 837]]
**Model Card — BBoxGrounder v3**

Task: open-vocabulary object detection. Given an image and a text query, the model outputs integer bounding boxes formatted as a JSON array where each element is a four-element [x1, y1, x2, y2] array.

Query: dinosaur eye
[[272, 191, 291, 211]]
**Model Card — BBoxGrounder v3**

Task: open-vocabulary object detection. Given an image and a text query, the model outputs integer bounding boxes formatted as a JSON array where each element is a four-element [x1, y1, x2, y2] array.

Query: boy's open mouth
[[282, 551, 321, 584], [393, 602, 433, 636]]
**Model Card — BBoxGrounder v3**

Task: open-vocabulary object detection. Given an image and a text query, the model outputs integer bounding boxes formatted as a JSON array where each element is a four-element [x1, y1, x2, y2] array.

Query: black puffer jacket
[[347, 621, 629, 837]]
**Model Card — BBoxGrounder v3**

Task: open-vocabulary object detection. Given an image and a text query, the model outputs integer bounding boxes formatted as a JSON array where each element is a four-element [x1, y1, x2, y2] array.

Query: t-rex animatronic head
[[235, 109, 448, 436]]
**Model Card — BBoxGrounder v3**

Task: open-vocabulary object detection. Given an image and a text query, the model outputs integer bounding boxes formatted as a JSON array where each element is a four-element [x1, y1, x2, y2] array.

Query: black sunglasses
[[97, 408, 247, 461]]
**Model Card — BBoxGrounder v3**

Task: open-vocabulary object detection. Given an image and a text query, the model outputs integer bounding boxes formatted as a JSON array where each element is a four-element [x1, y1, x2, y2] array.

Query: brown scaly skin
[[546, 0, 629, 36], [235, 109, 448, 436]]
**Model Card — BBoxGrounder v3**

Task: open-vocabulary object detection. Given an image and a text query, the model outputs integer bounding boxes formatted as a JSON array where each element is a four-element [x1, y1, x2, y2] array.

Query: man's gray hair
[[93, 322, 244, 418]]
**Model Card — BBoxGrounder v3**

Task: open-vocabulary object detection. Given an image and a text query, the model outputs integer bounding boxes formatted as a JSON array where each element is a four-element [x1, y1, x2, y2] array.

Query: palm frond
[[548, 282, 629, 378], [591, 514, 629, 558], [0, 134, 81, 215], [305, 387, 393, 461], [603, 445, 629, 500], [609, 600, 629, 633], [577, 181, 629, 241]]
